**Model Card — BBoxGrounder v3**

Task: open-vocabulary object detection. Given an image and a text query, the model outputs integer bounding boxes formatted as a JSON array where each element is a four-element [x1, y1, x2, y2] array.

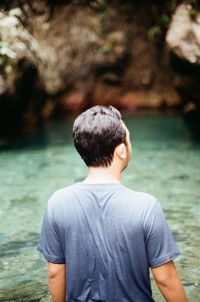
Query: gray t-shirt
[[37, 183, 180, 302]]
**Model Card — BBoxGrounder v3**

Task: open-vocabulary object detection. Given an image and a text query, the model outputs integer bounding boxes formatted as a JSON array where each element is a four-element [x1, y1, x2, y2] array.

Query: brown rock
[[119, 89, 180, 110], [92, 82, 121, 107], [166, 4, 200, 65], [60, 91, 86, 113]]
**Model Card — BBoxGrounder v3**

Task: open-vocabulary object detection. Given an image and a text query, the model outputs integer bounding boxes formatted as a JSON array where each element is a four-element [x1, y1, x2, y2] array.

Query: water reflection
[[0, 113, 199, 301]]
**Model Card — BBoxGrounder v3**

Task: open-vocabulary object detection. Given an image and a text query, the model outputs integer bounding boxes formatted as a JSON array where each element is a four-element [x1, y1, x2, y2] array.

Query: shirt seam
[[37, 245, 66, 263], [150, 249, 180, 267]]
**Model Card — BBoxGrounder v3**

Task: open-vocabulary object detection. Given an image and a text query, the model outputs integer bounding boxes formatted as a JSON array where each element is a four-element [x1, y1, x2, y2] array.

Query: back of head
[[72, 105, 126, 167]]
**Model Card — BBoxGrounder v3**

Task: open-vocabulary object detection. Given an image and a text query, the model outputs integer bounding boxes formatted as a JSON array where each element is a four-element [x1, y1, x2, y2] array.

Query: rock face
[[0, 8, 39, 95], [166, 3, 200, 136], [0, 0, 181, 135], [166, 4, 200, 65], [0, 7, 43, 134]]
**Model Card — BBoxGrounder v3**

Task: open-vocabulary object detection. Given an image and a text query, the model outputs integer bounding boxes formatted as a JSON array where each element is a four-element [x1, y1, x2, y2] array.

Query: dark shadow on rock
[[169, 53, 200, 140], [0, 61, 46, 138]]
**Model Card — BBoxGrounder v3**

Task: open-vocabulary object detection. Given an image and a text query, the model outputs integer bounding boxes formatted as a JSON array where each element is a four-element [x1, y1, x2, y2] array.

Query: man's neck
[[83, 166, 121, 184]]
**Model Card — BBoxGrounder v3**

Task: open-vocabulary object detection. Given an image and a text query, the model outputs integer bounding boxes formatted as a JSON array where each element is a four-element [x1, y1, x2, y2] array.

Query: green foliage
[[149, 0, 179, 40], [0, 41, 16, 60], [161, 13, 171, 24], [186, 0, 197, 5], [188, 7, 196, 19], [107, 32, 117, 40], [100, 44, 110, 53], [169, 0, 178, 13], [94, 28, 122, 55], [3, 10, 9, 16], [185, 0, 200, 20], [151, 25, 161, 37]]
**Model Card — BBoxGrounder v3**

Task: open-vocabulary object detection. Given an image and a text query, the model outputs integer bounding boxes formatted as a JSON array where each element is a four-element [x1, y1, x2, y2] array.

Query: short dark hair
[[72, 105, 126, 167]]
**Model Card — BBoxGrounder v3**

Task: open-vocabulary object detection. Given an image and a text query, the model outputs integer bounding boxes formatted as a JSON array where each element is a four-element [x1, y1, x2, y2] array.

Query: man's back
[[38, 182, 180, 302]]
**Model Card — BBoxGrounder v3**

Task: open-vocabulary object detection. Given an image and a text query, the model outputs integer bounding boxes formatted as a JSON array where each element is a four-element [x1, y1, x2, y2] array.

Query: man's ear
[[115, 143, 126, 159]]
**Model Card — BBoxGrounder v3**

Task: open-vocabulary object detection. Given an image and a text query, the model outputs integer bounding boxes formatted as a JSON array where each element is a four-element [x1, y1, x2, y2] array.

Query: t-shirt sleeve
[[37, 198, 66, 264], [144, 200, 180, 268]]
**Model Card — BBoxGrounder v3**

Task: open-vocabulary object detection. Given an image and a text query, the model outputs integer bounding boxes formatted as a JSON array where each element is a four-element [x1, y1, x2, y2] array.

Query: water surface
[[0, 113, 199, 301]]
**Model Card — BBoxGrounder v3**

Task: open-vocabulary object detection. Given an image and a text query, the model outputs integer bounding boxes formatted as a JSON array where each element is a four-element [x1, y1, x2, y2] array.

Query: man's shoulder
[[55, 183, 79, 195], [121, 185, 157, 205], [48, 182, 158, 211], [119, 187, 162, 225], [47, 183, 79, 206]]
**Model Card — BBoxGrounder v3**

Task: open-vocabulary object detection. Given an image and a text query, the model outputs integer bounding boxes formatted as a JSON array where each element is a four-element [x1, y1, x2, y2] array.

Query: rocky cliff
[[166, 2, 200, 136], [0, 0, 199, 135]]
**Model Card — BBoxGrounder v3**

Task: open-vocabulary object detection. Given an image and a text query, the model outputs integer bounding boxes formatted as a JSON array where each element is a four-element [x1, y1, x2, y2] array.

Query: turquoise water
[[0, 113, 199, 301]]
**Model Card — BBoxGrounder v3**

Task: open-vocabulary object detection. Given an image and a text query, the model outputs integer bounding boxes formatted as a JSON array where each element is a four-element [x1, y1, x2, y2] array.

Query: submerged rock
[[0, 280, 49, 301]]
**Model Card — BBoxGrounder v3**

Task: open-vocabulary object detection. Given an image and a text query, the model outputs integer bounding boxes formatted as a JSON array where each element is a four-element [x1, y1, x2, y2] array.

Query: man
[[37, 105, 188, 302]]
